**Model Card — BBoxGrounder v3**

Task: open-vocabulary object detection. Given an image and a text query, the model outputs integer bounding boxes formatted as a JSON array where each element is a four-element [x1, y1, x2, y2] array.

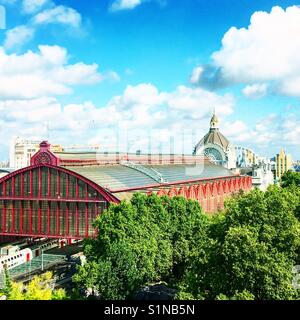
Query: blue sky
[[0, 0, 300, 160]]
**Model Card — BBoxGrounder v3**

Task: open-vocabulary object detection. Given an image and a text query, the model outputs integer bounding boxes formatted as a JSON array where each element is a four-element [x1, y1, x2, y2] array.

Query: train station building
[[0, 136, 252, 240]]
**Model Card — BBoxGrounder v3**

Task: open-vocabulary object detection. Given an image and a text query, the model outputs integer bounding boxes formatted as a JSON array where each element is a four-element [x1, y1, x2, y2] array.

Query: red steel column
[[85, 202, 89, 238], [66, 202, 69, 237], [85, 185, 89, 237], [11, 177, 15, 232], [66, 174, 69, 198], [20, 201, 23, 234], [85, 184, 89, 200], [2, 180, 6, 197], [2, 200, 6, 233], [57, 170, 61, 197], [38, 167, 42, 197], [94, 202, 98, 218], [21, 173, 24, 197], [56, 202, 60, 236], [47, 201, 51, 235], [29, 170, 33, 197], [75, 178, 79, 199], [12, 176, 15, 197], [38, 201, 42, 234], [77, 180, 84, 234], [48, 168, 51, 197], [29, 200, 32, 234], [75, 202, 79, 237], [11, 203, 15, 233], [2, 181, 6, 232]]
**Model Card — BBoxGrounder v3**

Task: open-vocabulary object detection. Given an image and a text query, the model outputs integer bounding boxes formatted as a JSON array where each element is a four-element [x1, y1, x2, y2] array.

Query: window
[[204, 148, 223, 163]]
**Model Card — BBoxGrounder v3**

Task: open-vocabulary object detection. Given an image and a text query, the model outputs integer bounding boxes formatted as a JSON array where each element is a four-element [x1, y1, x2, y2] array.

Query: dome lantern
[[210, 108, 219, 129]]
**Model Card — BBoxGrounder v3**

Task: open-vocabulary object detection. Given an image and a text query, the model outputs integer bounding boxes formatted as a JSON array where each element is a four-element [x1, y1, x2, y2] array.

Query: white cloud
[[109, 83, 165, 110], [255, 113, 277, 132], [4, 25, 35, 50], [242, 83, 268, 99], [212, 6, 300, 83], [0, 80, 299, 157], [87, 84, 235, 153], [0, 45, 103, 99], [100, 83, 234, 137], [22, 0, 50, 14], [0, 1, 83, 49], [221, 112, 300, 158], [190, 66, 203, 85], [223, 120, 256, 143], [110, 0, 142, 11], [0, 83, 235, 154], [104, 70, 121, 82], [166, 85, 233, 118], [110, 0, 163, 12], [0, 97, 61, 123], [33, 5, 81, 27], [193, 5, 300, 98]]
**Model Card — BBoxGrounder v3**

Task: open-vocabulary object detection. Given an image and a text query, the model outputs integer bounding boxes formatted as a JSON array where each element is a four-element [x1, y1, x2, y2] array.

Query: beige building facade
[[275, 149, 292, 180], [9, 137, 64, 169]]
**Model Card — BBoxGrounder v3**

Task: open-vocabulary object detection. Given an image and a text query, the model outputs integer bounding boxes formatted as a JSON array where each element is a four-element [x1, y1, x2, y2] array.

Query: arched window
[[204, 147, 224, 164], [0, 164, 119, 239]]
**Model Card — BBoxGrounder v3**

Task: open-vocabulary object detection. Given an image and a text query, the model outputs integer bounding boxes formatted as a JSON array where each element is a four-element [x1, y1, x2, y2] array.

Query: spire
[[210, 108, 219, 129]]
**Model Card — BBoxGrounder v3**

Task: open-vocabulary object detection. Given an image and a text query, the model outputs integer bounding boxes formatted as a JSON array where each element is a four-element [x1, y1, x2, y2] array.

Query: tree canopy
[[0, 271, 67, 300], [180, 186, 300, 300], [73, 187, 300, 300], [73, 193, 210, 300], [281, 170, 300, 188]]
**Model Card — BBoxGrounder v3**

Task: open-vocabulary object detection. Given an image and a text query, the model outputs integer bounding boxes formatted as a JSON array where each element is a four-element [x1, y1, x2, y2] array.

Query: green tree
[[216, 290, 255, 300], [74, 186, 300, 300], [281, 171, 300, 188], [180, 186, 300, 300], [0, 272, 67, 300], [74, 242, 141, 300], [211, 187, 300, 260], [2, 267, 13, 298], [73, 193, 209, 299]]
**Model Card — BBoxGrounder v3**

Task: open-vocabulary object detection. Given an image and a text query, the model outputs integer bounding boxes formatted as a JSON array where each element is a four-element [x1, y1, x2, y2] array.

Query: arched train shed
[[0, 142, 252, 240]]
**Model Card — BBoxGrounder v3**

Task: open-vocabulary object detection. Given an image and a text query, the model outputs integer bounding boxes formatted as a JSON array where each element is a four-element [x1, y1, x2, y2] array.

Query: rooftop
[[66, 163, 235, 192], [193, 128, 230, 154], [55, 151, 208, 167], [30, 141, 237, 194]]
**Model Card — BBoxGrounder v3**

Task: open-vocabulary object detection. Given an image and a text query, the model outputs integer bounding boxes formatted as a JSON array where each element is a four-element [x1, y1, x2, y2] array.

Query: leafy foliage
[[181, 186, 300, 300], [216, 290, 255, 300], [281, 171, 300, 188], [0, 271, 67, 300], [74, 187, 300, 300], [73, 193, 209, 299]]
